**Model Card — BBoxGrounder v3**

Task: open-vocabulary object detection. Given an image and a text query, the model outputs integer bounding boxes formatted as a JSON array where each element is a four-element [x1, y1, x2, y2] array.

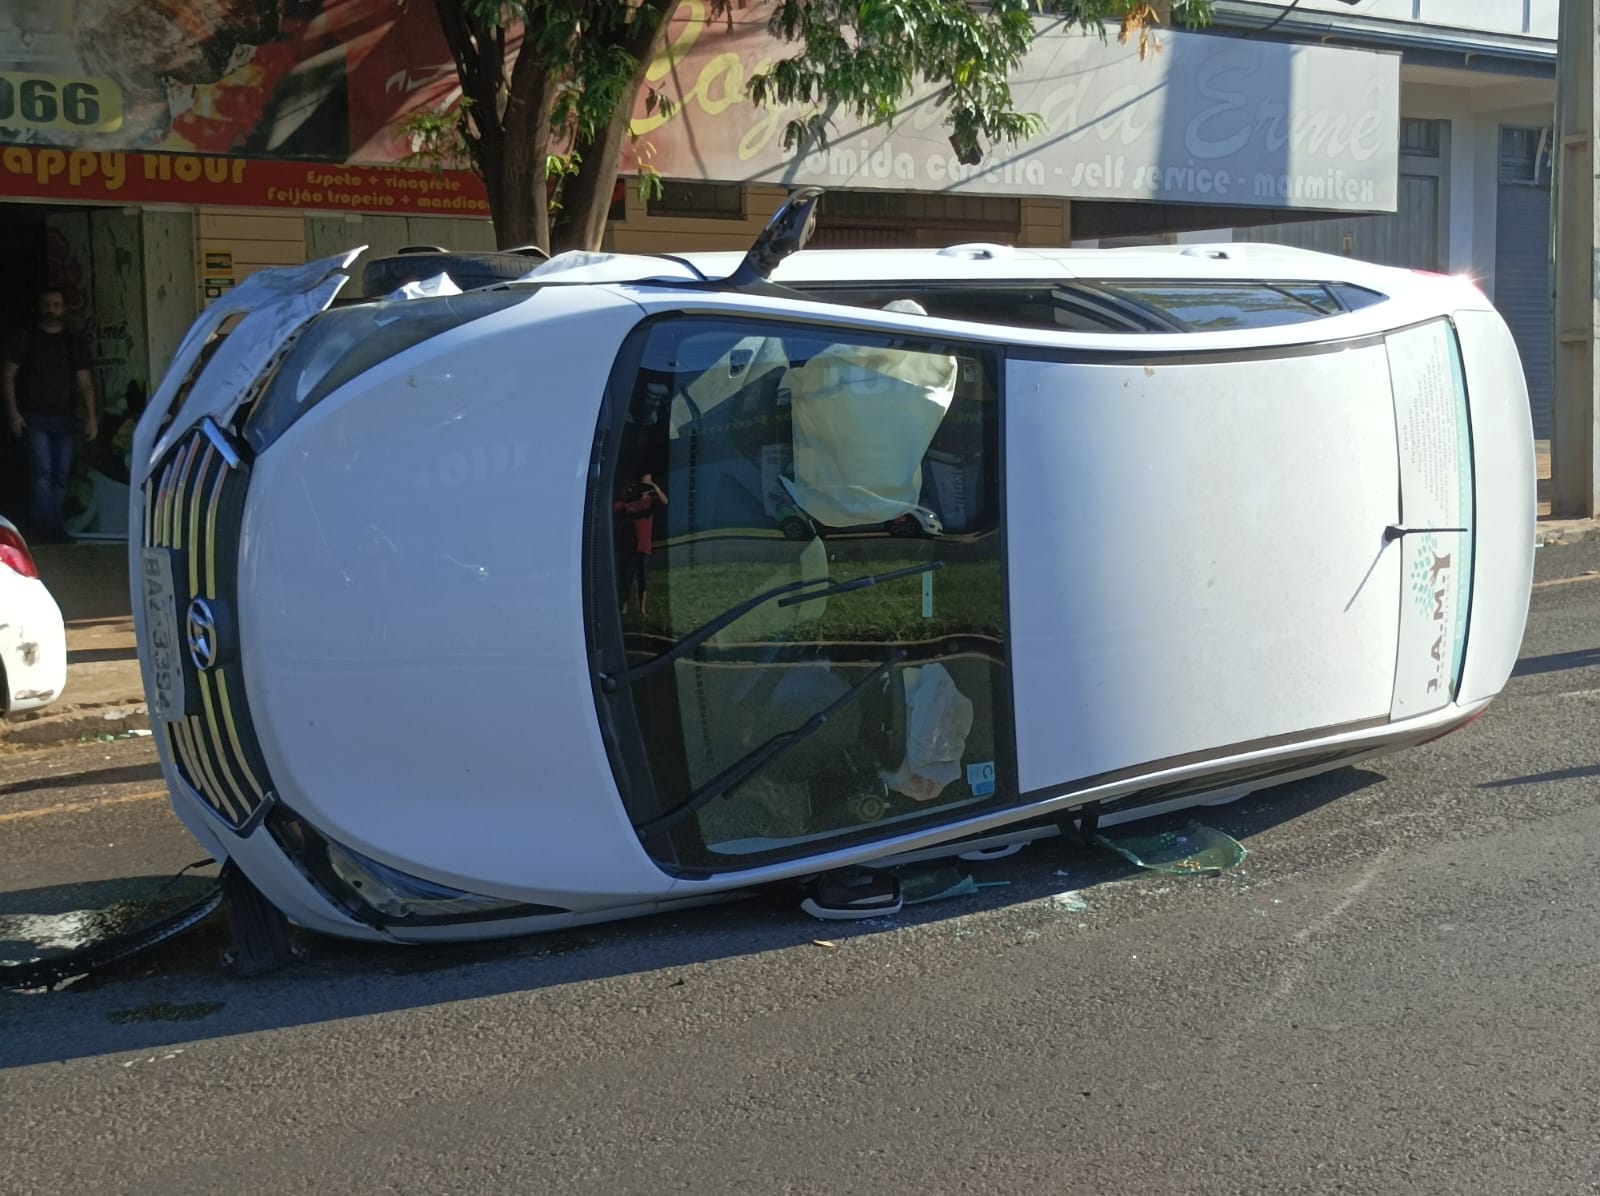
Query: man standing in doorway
[[4, 288, 97, 542]]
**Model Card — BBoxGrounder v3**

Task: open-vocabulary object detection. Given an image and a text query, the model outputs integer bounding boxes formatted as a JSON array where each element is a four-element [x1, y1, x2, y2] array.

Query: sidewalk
[[1534, 440, 1600, 544], [3, 440, 1598, 747]]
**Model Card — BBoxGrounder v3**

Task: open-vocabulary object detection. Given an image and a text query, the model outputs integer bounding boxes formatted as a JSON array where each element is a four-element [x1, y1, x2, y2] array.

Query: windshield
[[588, 314, 1013, 874]]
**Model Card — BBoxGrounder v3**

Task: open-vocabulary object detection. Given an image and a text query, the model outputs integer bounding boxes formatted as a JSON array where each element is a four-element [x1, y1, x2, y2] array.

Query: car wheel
[[778, 515, 814, 541]]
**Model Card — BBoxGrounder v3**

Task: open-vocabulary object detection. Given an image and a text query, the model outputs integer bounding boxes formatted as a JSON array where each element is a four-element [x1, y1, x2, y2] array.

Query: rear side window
[[798, 280, 1386, 334], [1098, 281, 1383, 330]]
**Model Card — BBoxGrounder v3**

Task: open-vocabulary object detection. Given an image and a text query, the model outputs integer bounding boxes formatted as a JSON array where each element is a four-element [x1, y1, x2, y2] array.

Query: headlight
[[267, 806, 567, 927], [325, 841, 533, 921]]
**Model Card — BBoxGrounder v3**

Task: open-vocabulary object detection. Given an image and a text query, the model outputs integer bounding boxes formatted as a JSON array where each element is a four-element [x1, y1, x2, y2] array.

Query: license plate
[[141, 547, 187, 722]]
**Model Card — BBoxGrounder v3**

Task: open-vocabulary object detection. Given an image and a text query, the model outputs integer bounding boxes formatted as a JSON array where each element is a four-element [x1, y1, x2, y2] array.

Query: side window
[[795, 281, 1387, 334], [595, 316, 1012, 870], [1095, 281, 1367, 330]]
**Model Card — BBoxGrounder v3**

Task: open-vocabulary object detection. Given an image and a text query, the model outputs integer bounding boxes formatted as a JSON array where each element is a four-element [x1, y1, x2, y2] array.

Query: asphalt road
[[3, 542, 1600, 1195]]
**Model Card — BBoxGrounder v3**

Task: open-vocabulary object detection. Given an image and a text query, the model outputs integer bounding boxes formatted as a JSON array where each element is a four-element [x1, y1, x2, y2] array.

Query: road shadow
[[1479, 762, 1600, 789], [0, 765, 1383, 1071], [1512, 646, 1600, 677], [0, 763, 163, 797], [67, 647, 139, 665]]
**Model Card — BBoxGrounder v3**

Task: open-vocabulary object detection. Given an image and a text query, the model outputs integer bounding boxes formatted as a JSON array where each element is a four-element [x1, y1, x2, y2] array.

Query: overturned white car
[[131, 190, 1535, 942]]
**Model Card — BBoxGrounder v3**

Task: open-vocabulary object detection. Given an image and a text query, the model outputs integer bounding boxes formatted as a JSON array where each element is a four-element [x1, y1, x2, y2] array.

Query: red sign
[[0, 0, 467, 164], [0, 146, 488, 215]]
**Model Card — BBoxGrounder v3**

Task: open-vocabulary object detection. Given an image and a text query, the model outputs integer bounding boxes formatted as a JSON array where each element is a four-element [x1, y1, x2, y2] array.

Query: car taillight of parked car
[[0, 527, 39, 578]]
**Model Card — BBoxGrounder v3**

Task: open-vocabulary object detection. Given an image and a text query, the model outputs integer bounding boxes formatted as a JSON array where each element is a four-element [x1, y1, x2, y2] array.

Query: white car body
[[128, 216, 1536, 943], [0, 515, 67, 714]]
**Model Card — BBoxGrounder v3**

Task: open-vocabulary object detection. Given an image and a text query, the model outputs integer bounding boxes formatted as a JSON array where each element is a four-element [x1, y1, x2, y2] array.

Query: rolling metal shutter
[[1234, 119, 1447, 271], [1493, 127, 1554, 440], [1234, 173, 1441, 269]]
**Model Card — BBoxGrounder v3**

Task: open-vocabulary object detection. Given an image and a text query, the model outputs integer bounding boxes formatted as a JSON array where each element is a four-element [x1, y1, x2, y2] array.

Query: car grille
[[144, 429, 275, 830]]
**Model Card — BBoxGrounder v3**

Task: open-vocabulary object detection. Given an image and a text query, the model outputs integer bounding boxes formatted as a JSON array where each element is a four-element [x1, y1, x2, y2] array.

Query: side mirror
[[725, 187, 824, 289]]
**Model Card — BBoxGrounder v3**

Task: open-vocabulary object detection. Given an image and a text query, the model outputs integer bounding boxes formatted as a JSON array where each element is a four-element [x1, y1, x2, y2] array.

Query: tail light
[[0, 525, 38, 578]]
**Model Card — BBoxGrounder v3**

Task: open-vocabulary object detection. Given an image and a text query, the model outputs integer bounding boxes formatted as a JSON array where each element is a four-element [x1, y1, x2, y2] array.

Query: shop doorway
[[0, 202, 153, 538], [0, 206, 50, 515]]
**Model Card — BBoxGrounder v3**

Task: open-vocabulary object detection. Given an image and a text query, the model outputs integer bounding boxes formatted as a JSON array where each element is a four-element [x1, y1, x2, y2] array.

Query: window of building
[[646, 180, 744, 219], [1400, 118, 1444, 158], [1499, 126, 1553, 186], [590, 314, 1010, 872]]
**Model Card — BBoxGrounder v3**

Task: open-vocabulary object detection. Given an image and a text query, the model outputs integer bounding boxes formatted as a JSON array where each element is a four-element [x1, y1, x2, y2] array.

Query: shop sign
[[625, 11, 1400, 212], [0, 70, 121, 134], [0, 147, 489, 215], [0, 0, 462, 163], [0, 0, 1398, 213]]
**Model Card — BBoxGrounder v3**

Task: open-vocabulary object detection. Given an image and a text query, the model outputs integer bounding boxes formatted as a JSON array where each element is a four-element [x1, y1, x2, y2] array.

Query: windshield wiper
[[600, 560, 941, 693], [633, 650, 905, 839], [1384, 524, 1468, 543]]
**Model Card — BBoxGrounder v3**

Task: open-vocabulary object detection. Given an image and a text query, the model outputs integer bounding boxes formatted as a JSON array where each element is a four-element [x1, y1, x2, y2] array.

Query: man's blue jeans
[[24, 416, 72, 538]]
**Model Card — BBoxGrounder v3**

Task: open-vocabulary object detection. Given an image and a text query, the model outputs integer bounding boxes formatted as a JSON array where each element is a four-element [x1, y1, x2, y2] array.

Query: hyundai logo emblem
[[186, 598, 220, 672]]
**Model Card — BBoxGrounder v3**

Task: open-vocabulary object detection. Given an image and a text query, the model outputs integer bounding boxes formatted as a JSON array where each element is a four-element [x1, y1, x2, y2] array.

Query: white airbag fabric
[[781, 343, 957, 527], [882, 664, 974, 802]]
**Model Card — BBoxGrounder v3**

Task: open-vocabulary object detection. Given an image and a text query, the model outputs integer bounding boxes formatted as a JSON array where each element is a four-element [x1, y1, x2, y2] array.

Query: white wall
[[1378, 76, 1553, 299], [1399, 83, 1480, 278], [1231, 0, 1555, 38], [141, 210, 197, 395]]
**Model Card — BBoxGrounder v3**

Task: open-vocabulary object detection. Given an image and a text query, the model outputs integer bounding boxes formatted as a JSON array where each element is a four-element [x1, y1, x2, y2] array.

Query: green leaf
[[417, 0, 1215, 247]]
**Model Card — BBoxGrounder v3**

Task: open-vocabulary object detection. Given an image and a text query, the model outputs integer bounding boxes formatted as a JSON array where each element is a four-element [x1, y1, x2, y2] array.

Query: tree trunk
[[490, 120, 553, 249], [491, 36, 559, 250], [551, 0, 677, 253]]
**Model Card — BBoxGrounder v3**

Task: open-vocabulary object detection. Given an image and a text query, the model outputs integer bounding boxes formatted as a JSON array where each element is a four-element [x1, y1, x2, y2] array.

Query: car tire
[[778, 515, 814, 541], [361, 246, 549, 296]]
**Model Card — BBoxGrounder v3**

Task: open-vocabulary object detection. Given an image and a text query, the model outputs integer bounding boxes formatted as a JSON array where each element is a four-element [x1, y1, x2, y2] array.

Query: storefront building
[[1208, 1, 1557, 437], [0, 1, 1552, 529]]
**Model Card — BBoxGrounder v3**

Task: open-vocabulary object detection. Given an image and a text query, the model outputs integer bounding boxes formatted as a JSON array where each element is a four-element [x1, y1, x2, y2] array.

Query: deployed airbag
[[781, 336, 957, 528], [882, 663, 974, 802]]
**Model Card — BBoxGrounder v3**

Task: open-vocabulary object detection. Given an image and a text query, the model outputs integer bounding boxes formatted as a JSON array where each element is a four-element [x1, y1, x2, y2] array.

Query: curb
[[1536, 522, 1600, 547], [1, 702, 151, 747]]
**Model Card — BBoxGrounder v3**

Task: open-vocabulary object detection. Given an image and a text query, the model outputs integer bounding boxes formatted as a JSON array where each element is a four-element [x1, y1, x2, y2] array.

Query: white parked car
[[129, 190, 1535, 942], [0, 515, 67, 715]]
